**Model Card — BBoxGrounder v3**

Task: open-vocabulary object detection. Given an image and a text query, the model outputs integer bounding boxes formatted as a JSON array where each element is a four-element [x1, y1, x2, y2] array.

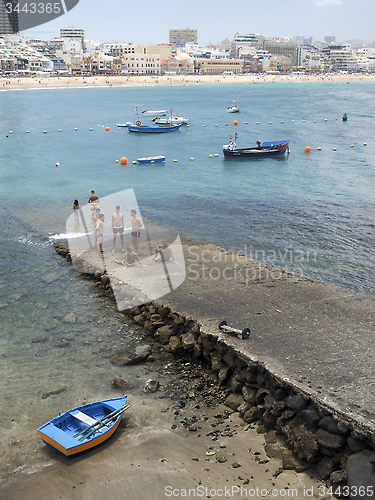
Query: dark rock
[[218, 366, 231, 385], [181, 332, 196, 350], [112, 343, 151, 366], [330, 469, 347, 484], [255, 388, 270, 405], [232, 462, 241, 468], [168, 336, 183, 353], [111, 378, 130, 389], [242, 386, 257, 405], [302, 408, 320, 427], [316, 429, 346, 449], [216, 455, 227, 463], [282, 450, 311, 472], [155, 325, 175, 343], [347, 450, 375, 500], [318, 416, 348, 435], [316, 456, 335, 480], [243, 406, 265, 424], [229, 376, 243, 394], [144, 378, 159, 392], [286, 395, 308, 411], [225, 394, 244, 411], [134, 314, 145, 324], [42, 385, 67, 399], [347, 436, 368, 453]]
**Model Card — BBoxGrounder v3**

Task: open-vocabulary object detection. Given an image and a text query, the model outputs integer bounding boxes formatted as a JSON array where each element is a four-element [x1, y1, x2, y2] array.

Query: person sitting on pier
[[152, 241, 177, 264], [112, 246, 146, 269]]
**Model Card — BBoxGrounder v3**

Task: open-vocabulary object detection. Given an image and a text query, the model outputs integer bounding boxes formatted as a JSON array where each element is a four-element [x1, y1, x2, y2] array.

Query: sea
[[1, 79, 375, 481]]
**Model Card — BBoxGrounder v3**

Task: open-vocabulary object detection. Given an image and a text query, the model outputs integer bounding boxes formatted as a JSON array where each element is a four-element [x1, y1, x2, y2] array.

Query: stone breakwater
[[54, 241, 375, 490]]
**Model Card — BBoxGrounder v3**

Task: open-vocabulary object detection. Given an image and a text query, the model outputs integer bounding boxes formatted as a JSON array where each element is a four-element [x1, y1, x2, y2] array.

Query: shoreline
[[1, 72, 375, 91]]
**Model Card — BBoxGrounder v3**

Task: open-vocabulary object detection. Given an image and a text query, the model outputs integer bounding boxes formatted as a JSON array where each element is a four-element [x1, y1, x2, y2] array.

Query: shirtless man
[[152, 241, 177, 264], [88, 190, 99, 218], [112, 246, 146, 269], [112, 205, 124, 252], [130, 209, 142, 254], [96, 213, 105, 258]]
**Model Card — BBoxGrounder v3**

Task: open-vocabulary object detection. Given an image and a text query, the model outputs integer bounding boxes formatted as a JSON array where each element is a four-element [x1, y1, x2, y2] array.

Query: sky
[[23, 0, 375, 45]]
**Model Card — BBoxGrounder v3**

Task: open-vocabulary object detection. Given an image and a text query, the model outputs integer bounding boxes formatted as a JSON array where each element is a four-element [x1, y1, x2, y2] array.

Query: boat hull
[[141, 110, 167, 116], [37, 396, 127, 457], [137, 156, 166, 163], [127, 124, 181, 133], [223, 141, 289, 158]]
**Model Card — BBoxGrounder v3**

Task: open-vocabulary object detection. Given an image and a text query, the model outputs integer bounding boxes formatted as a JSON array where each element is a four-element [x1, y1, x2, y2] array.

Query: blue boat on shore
[[127, 123, 181, 133], [37, 396, 129, 457]]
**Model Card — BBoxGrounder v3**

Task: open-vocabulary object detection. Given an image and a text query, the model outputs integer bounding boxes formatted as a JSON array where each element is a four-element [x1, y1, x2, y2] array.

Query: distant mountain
[[342, 39, 370, 46]]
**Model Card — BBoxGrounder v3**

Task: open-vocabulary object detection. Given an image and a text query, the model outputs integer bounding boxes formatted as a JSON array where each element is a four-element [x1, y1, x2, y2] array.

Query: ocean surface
[[1, 79, 375, 479]]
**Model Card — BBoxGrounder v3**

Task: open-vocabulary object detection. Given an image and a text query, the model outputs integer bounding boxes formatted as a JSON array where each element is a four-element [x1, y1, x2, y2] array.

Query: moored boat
[[137, 155, 166, 163], [127, 123, 181, 133], [226, 101, 240, 113], [141, 110, 167, 116], [223, 135, 289, 158], [37, 396, 129, 457], [152, 115, 188, 125]]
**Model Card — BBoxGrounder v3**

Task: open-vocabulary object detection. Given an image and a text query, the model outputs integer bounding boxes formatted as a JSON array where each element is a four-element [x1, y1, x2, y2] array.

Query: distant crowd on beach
[[72, 190, 177, 269]]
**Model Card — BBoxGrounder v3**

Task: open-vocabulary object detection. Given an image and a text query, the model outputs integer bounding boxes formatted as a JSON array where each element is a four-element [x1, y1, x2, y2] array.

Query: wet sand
[[2, 397, 325, 500]]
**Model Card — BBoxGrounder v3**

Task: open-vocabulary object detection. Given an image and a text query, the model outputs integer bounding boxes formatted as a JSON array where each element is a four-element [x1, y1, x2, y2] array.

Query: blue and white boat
[[223, 135, 290, 158], [137, 156, 166, 163], [127, 123, 181, 133], [37, 396, 129, 457]]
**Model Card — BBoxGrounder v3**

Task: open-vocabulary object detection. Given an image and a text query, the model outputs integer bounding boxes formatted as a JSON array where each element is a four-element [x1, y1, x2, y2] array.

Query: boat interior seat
[[72, 411, 97, 426]]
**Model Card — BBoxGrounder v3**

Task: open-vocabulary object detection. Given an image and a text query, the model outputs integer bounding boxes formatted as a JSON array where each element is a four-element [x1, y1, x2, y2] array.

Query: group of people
[[73, 190, 177, 268]]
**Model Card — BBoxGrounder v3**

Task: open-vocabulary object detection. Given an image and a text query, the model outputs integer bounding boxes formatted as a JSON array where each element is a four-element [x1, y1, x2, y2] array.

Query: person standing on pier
[[112, 205, 125, 253], [130, 209, 142, 254]]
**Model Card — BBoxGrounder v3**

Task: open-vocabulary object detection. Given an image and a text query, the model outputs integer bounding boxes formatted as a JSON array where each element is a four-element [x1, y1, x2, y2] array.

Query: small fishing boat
[[37, 396, 129, 457], [223, 135, 289, 158], [127, 123, 181, 133], [137, 155, 166, 163], [141, 110, 167, 116], [226, 101, 240, 113], [342, 113, 348, 121], [117, 123, 129, 127], [152, 115, 188, 125]]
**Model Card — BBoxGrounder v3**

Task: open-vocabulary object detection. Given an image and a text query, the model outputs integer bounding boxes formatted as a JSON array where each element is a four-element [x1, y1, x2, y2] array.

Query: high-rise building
[[169, 28, 197, 48], [324, 36, 336, 44], [0, 0, 19, 35], [60, 26, 85, 41]]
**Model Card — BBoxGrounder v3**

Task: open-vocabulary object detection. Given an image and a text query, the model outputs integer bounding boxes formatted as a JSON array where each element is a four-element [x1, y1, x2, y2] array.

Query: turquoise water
[[1, 81, 374, 293], [0, 80, 375, 478]]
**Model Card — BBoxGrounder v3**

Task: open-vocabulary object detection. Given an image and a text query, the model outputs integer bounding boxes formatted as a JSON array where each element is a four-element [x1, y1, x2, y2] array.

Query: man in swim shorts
[[152, 241, 177, 264], [96, 213, 105, 258], [112, 246, 146, 269], [112, 205, 125, 253], [88, 190, 99, 217], [130, 209, 142, 254]]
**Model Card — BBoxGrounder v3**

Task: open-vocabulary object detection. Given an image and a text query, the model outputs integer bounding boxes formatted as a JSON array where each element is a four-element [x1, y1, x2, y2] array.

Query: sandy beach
[[2, 394, 325, 500], [1, 72, 375, 90]]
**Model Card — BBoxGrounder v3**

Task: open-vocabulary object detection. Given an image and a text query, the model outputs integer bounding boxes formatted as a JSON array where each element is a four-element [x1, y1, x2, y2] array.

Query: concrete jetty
[[54, 226, 375, 486]]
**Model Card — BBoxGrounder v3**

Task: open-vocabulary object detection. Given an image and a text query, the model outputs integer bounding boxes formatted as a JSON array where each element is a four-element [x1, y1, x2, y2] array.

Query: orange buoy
[[105, 126, 110, 131], [305, 146, 311, 152], [120, 157, 127, 165], [233, 120, 238, 125]]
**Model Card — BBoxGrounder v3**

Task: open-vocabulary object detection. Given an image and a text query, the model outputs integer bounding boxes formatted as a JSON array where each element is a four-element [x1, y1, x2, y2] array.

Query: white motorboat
[[152, 115, 188, 125], [141, 110, 167, 116], [226, 103, 240, 113]]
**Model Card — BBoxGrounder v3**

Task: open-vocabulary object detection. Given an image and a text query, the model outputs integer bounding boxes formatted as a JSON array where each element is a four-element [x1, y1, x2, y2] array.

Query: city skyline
[[21, 0, 375, 46]]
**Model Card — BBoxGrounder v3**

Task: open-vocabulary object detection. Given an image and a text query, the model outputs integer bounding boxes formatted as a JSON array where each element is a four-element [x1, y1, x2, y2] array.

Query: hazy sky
[[23, 0, 375, 45]]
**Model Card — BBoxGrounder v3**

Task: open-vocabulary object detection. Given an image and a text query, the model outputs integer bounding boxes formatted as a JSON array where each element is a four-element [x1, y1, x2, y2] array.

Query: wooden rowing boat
[[37, 396, 129, 457]]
